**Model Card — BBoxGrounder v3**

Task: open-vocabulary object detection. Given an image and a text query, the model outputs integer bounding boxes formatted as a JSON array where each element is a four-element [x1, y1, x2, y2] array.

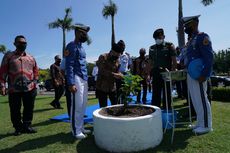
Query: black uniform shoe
[[22, 127, 37, 134], [14, 129, 22, 136], [50, 102, 57, 108], [56, 106, 63, 109]]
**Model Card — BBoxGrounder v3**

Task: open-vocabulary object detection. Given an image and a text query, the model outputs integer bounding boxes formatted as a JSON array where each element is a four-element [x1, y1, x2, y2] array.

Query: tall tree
[[177, 0, 214, 48], [0, 44, 7, 54], [177, 0, 185, 48], [102, 0, 118, 48], [48, 7, 73, 57], [201, 0, 215, 6]]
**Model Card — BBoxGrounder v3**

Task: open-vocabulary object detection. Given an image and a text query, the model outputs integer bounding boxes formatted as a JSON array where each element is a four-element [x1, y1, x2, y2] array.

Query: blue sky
[[0, 0, 229, 69]]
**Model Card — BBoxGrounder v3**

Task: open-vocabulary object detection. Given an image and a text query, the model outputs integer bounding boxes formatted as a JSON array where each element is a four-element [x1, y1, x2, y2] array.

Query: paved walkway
[[37, 90, 95, 96]]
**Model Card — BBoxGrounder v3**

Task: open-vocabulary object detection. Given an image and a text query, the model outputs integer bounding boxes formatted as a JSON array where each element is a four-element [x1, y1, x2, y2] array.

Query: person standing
[[182, 15, 213, 134], [91, 64, 98, 91], [60, 57, 72, 117], [116, 40, 132, 103], [149, 28, 177, 109], [132, 48, 150, 104], [50, 55, 65, 109], [0, 35, 38, 135], [96, 43, 124, 108], [65, 23, 91, 139], [92, 65, 98, 82]]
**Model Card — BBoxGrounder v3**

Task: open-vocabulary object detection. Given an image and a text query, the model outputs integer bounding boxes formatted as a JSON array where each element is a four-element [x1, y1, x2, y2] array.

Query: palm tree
[[49, 7, 73, 57], [201, 0, 214, 6], [0, 44, 7, 54], [177, 0, 185, 48], [102, 0, 118, 48], [177, 0, 214, 48]]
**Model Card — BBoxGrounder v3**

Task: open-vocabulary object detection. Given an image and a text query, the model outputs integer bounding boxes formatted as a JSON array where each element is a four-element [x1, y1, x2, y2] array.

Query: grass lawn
[[0, 93, 229, 153]]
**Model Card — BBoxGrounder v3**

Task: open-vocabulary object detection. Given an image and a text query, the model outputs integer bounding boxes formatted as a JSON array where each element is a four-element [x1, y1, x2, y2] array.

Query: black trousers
[[52, 85, 64, 107], [151, 68, 171, 109], [8, 89, 37, 130], [137, 79, 147, 104], [96, 89, 117, 108]]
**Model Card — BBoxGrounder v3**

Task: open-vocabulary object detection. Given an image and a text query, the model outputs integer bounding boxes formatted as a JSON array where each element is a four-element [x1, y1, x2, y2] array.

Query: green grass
[[0, 94, 229, 153]]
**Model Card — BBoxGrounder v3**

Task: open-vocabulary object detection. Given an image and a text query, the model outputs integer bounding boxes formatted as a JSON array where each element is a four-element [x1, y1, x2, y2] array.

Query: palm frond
[[0, 44, 7, 54], [201, 0, 214, 6], [102, 0, 118, 18]]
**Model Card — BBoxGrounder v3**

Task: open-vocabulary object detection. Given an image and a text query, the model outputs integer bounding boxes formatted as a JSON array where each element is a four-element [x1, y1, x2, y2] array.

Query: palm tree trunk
[[178, 0, 185, 48], [62, 29, 66, 57], [111, 15, 115, 48]]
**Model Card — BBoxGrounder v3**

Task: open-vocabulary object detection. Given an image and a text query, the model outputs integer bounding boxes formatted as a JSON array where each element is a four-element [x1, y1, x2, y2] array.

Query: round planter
[[93, 104, 163, 153]]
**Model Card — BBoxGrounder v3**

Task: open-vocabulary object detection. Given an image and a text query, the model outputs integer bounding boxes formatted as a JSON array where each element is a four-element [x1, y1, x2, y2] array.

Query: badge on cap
[[203, 36, 210, 46], [64, 50, 70, 57]]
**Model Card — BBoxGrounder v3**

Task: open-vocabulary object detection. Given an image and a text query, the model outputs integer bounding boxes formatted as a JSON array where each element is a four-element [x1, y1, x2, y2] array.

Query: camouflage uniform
[[149, 42, 177, 109]]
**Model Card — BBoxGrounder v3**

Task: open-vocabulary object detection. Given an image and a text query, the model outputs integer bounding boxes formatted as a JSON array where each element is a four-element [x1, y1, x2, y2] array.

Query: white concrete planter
[[93, 105, 163, 153]]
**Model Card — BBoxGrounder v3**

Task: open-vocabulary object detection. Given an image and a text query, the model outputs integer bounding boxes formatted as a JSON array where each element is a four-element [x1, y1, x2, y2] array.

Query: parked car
[[210, 76, 230, 87], [44, 79, 54, 91]]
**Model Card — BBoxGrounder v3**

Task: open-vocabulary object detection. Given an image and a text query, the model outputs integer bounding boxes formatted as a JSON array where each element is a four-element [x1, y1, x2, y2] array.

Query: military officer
[[149, 28, 177, 109], [182, 15, 213, 134], [65, 23, 91, 139]]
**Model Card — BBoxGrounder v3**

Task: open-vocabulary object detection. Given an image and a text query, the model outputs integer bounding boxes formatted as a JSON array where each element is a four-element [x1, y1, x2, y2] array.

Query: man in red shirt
[[0, 35, 38, 136]]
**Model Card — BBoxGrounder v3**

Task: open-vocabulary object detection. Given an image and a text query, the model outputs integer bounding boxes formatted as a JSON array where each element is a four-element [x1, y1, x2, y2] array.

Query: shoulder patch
[[203, 36, 210, 46], [64, 50, 70, 57]]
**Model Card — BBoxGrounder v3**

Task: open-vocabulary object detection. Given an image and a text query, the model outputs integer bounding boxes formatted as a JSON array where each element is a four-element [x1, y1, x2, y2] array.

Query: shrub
[[212, 87, 230, 102]]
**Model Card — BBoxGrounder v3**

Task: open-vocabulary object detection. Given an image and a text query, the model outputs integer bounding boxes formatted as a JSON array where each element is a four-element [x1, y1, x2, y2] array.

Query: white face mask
[[155, 39, 164, 45]]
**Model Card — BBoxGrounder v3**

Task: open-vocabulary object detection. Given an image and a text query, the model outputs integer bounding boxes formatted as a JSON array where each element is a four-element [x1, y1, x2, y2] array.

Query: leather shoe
[[22, 127, 37, 134], [50, 102, 57, 108], [14, 129, 22, 136], [56, 106, 63, 109]]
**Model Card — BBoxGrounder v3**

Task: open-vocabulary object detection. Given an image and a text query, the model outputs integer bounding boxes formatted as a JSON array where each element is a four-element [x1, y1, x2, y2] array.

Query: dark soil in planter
[[99, 105, 155, 117]]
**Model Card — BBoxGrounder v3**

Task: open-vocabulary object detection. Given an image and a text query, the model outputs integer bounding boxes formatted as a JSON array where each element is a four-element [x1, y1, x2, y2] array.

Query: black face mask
[[16, 44, 27, 52], [184, 26, 193, 35], [79, 35, 88, 43], [140, 53, 145, 58]]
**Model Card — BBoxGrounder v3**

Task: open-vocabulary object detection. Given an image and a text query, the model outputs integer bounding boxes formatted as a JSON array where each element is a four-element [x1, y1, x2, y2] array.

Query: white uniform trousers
[[187, 74, 212, 128], [71, 75, 88, 136]]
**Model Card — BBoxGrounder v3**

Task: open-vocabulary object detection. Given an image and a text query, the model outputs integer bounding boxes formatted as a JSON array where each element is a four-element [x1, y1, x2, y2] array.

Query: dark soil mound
[[99, 105, 155, 117]]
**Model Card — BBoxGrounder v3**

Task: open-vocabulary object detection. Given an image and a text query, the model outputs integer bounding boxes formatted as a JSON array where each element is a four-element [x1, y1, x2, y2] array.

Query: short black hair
[[14, 35, 26, 42]]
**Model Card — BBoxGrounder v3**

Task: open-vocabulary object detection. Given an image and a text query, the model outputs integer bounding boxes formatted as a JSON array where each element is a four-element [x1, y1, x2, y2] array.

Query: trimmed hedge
[[212, 87, 230, 102]]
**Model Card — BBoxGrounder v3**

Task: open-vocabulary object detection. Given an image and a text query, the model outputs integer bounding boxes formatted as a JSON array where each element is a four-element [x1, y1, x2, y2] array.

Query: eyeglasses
[[17, 42, 27, 45]]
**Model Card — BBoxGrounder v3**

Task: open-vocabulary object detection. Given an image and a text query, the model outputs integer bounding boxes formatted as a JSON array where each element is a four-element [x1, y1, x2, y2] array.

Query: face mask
[[155, 39, 164, 45], [56, 60, 61, 66], [16, 44, 27, 52], [184, 26, 193, 35], [79, 34, 88, 43], [140, 53, 145, 58]]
